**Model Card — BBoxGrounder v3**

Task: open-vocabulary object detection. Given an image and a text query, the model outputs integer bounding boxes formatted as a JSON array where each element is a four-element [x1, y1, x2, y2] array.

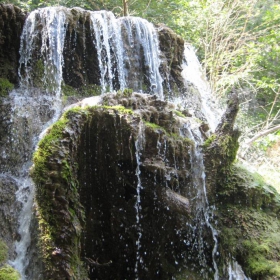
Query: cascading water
[[8, 7, 68, 279], [7, 7, 166, 278], [120, 17, 164, 98], [179, 122, 219, 279], [181, 44, 221, 131], [134, 120, 145, 279], [90, 11, 126, 92], [179, 47, 253, 279]]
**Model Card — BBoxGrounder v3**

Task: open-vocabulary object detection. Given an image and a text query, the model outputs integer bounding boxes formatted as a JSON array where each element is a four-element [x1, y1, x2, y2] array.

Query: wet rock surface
[[0, 4, 26, 84], [31, 93, 206, 279]]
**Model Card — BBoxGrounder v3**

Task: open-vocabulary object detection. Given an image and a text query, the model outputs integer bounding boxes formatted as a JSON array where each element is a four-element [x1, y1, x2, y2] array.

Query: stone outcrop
[[0, 4, 26, 85], [31, 92, 202, 279]]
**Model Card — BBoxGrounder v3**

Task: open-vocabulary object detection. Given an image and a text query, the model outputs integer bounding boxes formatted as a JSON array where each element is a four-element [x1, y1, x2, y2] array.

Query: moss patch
[[62, 83, 102, 97], [0, 78, 13, 97], [0, 265, 20, 280], [217, 163, 280, 279], [102, 105, 133, 115], [218, 205, 280, 279], [203, 134, 216, 149], [217, 164, 280, 210], [173, 110, 186, 118]]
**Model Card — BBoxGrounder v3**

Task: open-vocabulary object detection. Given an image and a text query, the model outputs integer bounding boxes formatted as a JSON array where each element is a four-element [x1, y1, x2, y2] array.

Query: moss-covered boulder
[[216, 164, 280, 280]]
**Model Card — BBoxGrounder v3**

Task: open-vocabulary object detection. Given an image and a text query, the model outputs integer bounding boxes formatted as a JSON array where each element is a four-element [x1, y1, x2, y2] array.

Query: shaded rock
[[0, 4, 26, 84], [31, 92, 212, 279]]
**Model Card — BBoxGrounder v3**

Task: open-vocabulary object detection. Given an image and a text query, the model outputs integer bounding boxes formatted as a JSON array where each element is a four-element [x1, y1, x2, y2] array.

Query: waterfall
[[134, 120, 145, 279], [181, 44, 221, 131], [89, 11, 126, 92], [9, 7, 68, 279], [120, 17, 163, 98], [89, 12, 163, 96], [3, 5, 250, 279], [7, 7, 166, 278], [180, 122, 219, 278]]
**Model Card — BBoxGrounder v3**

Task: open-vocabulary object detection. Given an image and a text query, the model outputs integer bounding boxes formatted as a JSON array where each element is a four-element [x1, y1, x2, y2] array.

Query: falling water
[[89, 11, 126, 92], [120, 17, 164, 98], [3, 5, 244, 279], [180, 122, 219, 279], [9, 7, 68, 278], [134, 120, 145, 279], [181, 44, 221, 131], [89, 12, 164, 97], [228, 261, 252, 280]]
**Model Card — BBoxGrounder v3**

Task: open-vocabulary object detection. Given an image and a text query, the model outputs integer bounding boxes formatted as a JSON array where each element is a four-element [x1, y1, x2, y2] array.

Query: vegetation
[[0, 265, 20, 280], [0, 240, 19, 280], [0, 78, 13, 97]]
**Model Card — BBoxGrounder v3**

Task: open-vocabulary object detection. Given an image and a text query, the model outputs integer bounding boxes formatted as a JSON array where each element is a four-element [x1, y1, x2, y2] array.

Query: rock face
[[0, 4, 26, 85], [31, 92, 202, 279], [32, 91, 280, 280]]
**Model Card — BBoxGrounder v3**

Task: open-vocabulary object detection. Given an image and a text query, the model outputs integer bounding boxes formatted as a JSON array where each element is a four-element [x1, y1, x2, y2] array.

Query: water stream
[[134, 120, 145, 279]]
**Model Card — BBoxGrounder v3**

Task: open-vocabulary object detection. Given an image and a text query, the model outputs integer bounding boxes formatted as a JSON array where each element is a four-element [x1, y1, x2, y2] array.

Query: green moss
[[144, 121, 165, 131], [0, 240, 7, 264], [218, 204, 280, 279], [173, 110, 186, 118], [102, 105, 133, 115], [0, 265, 20, 280], [203, 134, 216, 149], [32, 116, 69, 185], [31, 108, 88, 278], [116, 88, 133, 97], [62, 83, 102, 98], [62, 84, 78, 97], [80, 84, 102, 97], [243, 238, 280, 278], [0, 78, 13, 97]]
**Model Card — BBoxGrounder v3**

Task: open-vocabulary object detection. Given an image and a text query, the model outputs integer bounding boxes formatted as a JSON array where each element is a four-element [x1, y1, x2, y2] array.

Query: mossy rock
[[217, 163, 280, 279], [0, 78, 13, 97], [218, 205, 280, 279], [217, 164, 280, 211], [0, 265, 20, 280]]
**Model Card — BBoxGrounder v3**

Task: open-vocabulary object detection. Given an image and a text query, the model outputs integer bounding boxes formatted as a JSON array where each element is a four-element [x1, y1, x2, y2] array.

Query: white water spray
[[180, 122, 219, 279], [120, 17, 163, 98], [90, 11, 126, 92], [181, 45, 221, 131], [134, 120, 145, 279], [10, 7, 68, 278]]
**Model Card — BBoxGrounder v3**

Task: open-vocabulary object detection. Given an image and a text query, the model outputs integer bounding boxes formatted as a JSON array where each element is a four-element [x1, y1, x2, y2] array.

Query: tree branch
[[245, 124, 280, 146]]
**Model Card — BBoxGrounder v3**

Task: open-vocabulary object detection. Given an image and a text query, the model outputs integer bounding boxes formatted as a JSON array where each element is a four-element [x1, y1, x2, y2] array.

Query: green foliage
[[0, 78, 13, 97], [144, 121, 164, 131], [0, 265, 20, 280]]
